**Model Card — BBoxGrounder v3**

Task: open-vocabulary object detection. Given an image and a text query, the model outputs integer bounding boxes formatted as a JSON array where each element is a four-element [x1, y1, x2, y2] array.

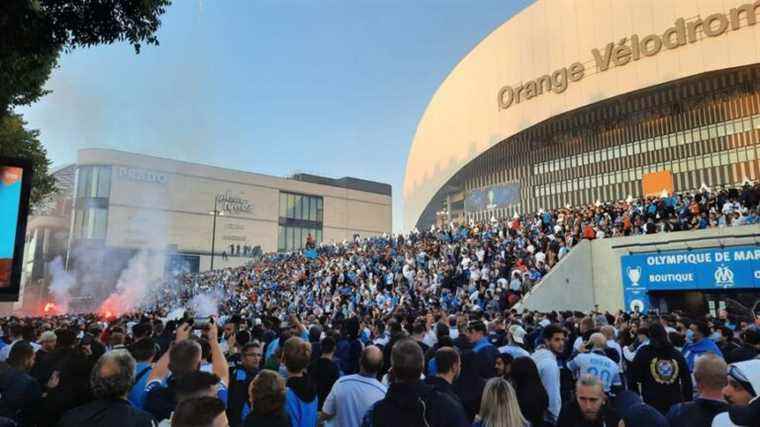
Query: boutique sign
[[620, 245, 760, 313], [497, 2, 760, 110]]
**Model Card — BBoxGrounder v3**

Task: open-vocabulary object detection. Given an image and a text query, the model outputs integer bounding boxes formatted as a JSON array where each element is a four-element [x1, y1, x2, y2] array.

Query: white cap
[[509, 325, 527, 344]]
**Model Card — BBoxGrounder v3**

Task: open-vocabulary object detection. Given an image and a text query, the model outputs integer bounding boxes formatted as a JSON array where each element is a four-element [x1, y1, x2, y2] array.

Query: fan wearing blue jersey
[[567, 333, 622, 395]]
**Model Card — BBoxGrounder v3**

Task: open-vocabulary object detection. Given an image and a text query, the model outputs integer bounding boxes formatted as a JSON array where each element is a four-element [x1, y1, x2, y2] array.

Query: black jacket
[[361, 381, 469, 427], [308, 357, 340, 410], [425, 376, 466, 415], [666, 398, 728, 427], [453, 351, 486, 423], [0, 367, 42, 425], [228, 366, 258, 427], [557, 400, 619, 427], [243, 409, 290, 427], [57, 398, 156, 427], [515, 381, 549, 427], [629, 344, 693, 414], [144, 377, 178, 422], [728, 344, 758, 364]]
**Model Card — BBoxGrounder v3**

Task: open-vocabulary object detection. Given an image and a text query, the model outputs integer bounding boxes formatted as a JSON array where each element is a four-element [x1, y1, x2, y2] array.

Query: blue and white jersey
[[567, 351, 622, 393]]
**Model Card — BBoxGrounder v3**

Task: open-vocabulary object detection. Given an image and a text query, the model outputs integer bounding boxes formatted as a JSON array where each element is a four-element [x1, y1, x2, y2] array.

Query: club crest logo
[[715, 264, 735, 288], [650, 358, 679, 384], [627, 266, 642, 286]]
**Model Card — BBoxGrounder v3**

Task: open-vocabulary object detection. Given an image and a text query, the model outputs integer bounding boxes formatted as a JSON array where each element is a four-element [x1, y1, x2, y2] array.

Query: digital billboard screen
[[464, 183, 521, 213], [0, 157, 33, 301]]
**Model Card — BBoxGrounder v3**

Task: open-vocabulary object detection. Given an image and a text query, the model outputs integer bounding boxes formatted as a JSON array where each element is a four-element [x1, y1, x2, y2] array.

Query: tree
[[0, 114, 56, 207], [0, 0, 172, 205]]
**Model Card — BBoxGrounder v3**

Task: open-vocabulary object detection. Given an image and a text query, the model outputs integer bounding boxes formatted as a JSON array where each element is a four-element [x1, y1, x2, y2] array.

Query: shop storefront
[[621, 245, 760, 318]]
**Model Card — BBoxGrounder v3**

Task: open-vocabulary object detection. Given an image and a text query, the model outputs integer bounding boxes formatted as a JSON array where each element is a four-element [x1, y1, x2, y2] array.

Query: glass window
[[719, 152, 729, 166], [73, 209, 83, 238], [726, 120, 737, 135], [717, 124, 726, 137], [676, 132, 684, 145], [287, 194, 296, 218], [743, 118, 753, 132], [309, 197, 317, 221], [729, 150, 739, 164], [279, 193, 287, 218], [303, 196, 311, 221], [278, 226, 285, 251], [76, 167, 90, 198], [293, 195, 302, 220], [316, 229, 322, 243], [700, 126, 709, 141], [684, 131, 693, 144], [316, 198, 323, 222], [695, 156, 704, 170], [92, 208, 108, 239], [285, 227, 296, 251], [754, 115, 760, 130], [96, 167, 111, 198]]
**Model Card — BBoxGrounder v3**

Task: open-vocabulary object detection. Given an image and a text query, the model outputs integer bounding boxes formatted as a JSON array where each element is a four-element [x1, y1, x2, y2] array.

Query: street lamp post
[[209, 196, 224, 270]]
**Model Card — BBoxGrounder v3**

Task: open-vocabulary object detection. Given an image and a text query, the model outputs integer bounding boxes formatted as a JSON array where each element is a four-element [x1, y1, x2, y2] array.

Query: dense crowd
[[4, 300, 760, 426], [0, 182, 758, 427]]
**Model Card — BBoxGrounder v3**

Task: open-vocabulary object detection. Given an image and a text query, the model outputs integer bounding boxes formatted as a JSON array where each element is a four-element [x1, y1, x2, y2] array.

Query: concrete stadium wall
[[520, 224, 760, 312], [518, 239, 595, 312]]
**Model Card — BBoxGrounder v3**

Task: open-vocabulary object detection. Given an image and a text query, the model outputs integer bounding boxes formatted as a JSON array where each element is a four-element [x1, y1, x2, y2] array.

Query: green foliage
[[0, 0, 172, 115], [0, 114, 57, 207], [0, 0, 171, 206]]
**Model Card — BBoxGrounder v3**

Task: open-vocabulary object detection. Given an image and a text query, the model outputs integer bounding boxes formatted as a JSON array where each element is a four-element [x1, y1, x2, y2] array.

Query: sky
[[19, 0, 533, 232]]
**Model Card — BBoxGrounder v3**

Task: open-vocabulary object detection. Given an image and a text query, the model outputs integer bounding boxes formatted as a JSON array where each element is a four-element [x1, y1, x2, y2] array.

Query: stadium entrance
[[620, 245, 760, 317], [648, 290, 760, 321]]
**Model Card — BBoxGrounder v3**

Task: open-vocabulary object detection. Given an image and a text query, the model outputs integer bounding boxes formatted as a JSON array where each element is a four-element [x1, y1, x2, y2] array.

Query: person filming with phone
[[144, 318, 229, 423]]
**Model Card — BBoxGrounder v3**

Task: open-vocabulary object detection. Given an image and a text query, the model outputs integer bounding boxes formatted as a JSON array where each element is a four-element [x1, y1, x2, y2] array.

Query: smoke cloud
[[45, 167, 172, 316], [98, 249, 166, 317], [188, 292, 219, 318], [48, 256, 74, 312]]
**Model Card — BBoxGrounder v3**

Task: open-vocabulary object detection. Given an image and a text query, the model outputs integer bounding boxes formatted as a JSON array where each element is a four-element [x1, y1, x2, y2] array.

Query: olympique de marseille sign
[[620, 245, 760, 313]]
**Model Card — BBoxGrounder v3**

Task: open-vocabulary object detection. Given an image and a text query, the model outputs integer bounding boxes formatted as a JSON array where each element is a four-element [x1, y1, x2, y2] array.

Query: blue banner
[[620, 245, 760, 313], [464, 183, 521, 213]]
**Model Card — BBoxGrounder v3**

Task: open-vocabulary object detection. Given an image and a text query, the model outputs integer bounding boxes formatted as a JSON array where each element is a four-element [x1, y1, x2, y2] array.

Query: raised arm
[[207, 320, 230, 386]]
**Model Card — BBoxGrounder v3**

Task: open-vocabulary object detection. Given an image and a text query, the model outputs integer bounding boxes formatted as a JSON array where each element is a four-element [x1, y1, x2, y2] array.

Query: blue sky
[[19, 0, 532, 232]]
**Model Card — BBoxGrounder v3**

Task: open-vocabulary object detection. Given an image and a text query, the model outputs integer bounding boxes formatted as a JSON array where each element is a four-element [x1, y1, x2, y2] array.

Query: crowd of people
[[0, 182, 757, 426]]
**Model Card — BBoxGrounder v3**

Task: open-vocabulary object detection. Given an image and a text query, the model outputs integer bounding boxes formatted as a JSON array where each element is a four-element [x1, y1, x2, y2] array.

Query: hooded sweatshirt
[[683, 338, 723, 372], [361, 381, 469, 427], [629, 341, 692, 415], [532, 346, 561, 423], [712, 360, 760, 427], [285, 376, 318, 427]]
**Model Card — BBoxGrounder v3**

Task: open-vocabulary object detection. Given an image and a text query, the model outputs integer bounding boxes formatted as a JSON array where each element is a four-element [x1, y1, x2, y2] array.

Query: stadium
[[404, 0, 760, 230], [403, 0, 760, 315]]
